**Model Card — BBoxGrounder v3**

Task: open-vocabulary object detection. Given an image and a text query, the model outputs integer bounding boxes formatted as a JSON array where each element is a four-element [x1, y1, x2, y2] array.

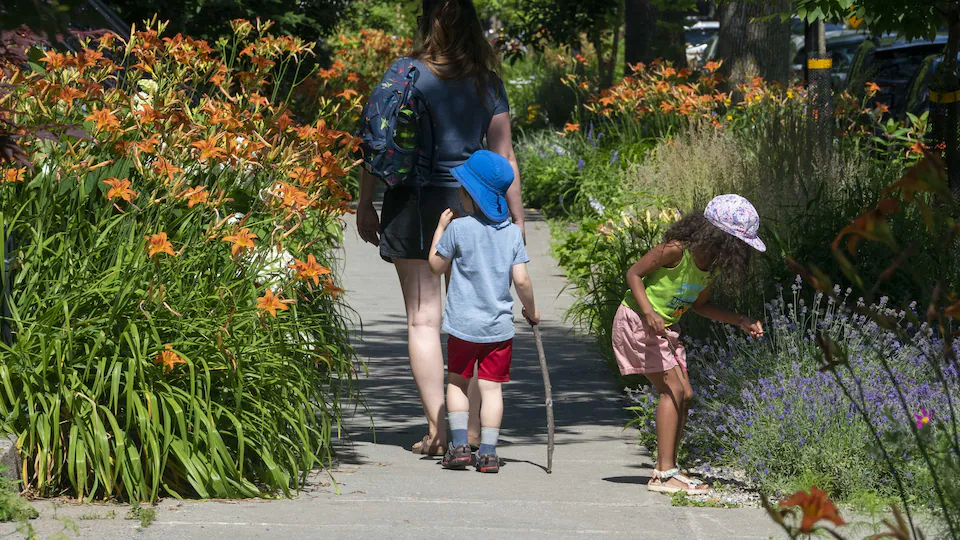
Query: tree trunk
[[716, 1, 791, 88], [592, 32, 605, 83], [602, 2, 623, 88], [624, 0, 653, 70], [623, 0, 686, 71]]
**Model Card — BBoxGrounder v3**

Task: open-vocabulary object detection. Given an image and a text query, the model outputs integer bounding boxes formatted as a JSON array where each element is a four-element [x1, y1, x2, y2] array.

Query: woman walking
[[356, 0, 524, 455]]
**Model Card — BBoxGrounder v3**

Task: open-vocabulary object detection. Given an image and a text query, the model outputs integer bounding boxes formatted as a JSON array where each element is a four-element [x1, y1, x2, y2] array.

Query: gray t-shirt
[[435, 215, 529, 343], [398, 58, 510, 184]]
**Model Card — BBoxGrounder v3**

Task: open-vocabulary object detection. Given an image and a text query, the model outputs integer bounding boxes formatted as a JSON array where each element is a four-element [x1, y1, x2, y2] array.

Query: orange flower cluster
[[569, 58, 891, 135], [4, 19, 354, 323], [295, 29, 412, 132], [583, 60, 728, 127]]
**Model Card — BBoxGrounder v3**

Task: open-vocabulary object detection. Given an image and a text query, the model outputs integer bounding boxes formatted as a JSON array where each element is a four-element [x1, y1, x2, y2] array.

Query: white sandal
[[648, 468, 709, 495]]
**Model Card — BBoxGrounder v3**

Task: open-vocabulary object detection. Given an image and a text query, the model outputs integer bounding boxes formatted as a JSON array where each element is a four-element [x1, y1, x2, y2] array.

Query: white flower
[[589, 196, 606, 215]]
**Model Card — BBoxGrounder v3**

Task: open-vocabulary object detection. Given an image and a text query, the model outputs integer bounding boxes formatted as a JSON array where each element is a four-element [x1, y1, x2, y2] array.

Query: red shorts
[[447, 336, 513, 382]]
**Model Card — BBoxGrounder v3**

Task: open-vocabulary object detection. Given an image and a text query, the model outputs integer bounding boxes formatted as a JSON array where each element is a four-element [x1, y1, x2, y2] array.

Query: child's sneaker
[[476, 453, 500, 473], [441, 445, 473, 470]]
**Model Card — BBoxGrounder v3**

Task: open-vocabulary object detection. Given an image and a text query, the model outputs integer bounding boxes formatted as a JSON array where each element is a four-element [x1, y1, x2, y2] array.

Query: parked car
[[685, 20, 719, 66], [696, 18, 849, 69], [848, 35, 950, 116], [790, 30, 871, 83]]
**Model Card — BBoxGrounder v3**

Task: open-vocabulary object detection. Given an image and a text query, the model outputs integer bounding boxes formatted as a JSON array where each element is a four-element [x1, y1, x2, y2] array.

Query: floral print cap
[[704, 194, 766, 252]]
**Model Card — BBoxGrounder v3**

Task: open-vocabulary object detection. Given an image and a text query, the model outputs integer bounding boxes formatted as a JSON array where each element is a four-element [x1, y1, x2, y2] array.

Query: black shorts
[[379, 184, 463, 263]]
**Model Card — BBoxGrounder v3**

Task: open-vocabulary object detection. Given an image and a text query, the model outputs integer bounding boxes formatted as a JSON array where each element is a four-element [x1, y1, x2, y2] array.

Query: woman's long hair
[[410, 0, 501, 93]]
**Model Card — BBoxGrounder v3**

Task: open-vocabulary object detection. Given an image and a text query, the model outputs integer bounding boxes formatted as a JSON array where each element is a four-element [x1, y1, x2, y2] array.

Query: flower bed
[[629, 284, 959, 506], [0, 20, 361, 501], [519, 56, 958, 517]]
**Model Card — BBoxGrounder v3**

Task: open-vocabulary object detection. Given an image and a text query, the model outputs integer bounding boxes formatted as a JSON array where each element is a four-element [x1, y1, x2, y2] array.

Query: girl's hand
[[740, 317, 764, 338], [522, 307, 540, 325], [644, 311, 666, 336]]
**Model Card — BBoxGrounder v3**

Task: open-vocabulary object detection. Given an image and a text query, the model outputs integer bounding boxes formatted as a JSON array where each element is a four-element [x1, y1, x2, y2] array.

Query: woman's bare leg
[[396, 258, 446, 446]]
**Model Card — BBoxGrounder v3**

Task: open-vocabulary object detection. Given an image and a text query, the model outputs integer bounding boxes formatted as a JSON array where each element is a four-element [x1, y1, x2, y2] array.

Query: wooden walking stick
[[531, 323, 555, 474]]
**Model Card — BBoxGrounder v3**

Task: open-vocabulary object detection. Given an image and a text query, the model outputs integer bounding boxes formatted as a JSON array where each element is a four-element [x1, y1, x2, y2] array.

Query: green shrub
[[502, 52, 579, 130], [1, 21, 359, 502], [0, 472, 37, 523], [555, 205, 676, 383]]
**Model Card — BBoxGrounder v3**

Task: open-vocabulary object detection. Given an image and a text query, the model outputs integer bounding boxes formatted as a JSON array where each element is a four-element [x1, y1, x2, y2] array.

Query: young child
[[615, 194, 765, 494], [428, 150, 539, 474]]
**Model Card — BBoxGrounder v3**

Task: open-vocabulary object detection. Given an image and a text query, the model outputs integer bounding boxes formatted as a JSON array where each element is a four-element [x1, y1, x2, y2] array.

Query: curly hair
[[663, 212, 753, 287]]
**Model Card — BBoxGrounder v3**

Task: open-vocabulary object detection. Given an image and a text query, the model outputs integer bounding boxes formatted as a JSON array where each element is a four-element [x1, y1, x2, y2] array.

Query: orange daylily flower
[[564, 123, 580, 133], [256, 288, 294, 318], [136, 134, 161, 155], [832, 197, 900, 254], [249, 55, 275, 71], [703, 61, 722, 72], [85, 107, 121, 132], [322, 276, 343, 298], [287, 167, 317, 184], [180, 185, 210, 208], [338, 89, 358, 100], [155, 344, 187, 372], [289, 254, 332, 286], [38, 50, 68, 69], [2, 168, 26, 183], [191, 136, 228, 162], [222, 228, 257, 256], [145, 232, 176, 257], [152, 157, 184, 184], [779, 487, 845, 533], [58, 86, 84, 103], [103, 177, 137, 202], [275, 182, 312, 210], [865, 82, 881, 96]]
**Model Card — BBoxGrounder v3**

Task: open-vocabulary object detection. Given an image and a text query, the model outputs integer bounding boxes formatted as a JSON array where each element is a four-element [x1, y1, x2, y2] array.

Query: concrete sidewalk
[[1, 210, 782, 539]]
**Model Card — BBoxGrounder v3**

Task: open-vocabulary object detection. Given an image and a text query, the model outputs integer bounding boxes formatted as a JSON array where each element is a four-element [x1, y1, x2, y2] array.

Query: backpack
[[357, 57, 435, 189]]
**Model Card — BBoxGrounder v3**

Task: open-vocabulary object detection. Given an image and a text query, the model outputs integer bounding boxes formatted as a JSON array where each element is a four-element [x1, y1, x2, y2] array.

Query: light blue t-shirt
[[435, 215, 529, 343]]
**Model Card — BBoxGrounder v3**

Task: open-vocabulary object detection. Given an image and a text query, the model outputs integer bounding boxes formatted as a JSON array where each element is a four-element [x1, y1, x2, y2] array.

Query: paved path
[[2, 207, 781, 539]]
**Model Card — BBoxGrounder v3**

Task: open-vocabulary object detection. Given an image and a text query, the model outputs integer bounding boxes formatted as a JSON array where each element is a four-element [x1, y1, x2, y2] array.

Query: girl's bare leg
[[674, 367, 694, 455], [396, 259, 446, 447], [644, 366, 693, 485]]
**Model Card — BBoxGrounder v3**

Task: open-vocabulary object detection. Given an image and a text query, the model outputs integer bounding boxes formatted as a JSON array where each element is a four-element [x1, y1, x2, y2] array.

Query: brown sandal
[[411, 435, 446, 456]]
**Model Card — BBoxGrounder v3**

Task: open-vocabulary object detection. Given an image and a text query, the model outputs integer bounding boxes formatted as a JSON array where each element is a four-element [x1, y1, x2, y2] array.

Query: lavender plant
[[628, 281, 958, 509]]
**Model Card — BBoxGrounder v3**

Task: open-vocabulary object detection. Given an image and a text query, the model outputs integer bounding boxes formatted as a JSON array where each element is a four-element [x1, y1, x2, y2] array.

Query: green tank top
[[622, 250, 712, 326]]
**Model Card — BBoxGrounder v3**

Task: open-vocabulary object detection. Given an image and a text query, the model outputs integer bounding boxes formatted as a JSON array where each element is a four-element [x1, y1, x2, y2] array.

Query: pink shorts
[[612, 304, 687, 375]]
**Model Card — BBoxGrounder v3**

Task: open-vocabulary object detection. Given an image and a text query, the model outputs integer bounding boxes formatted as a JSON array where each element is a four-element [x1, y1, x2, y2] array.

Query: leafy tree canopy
[[107, 0, 352, 44]]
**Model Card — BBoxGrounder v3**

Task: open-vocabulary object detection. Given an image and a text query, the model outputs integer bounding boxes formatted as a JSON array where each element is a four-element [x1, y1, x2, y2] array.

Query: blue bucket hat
[[451, 150, 514, 223]]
